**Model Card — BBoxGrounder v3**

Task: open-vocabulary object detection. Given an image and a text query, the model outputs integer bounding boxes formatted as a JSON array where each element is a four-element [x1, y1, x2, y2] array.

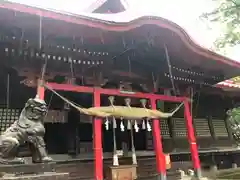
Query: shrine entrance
[[37, 82, 202, 180]]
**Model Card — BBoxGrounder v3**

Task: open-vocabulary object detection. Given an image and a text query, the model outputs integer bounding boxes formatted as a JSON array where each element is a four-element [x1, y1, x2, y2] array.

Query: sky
[[7, 0, 239, 60]]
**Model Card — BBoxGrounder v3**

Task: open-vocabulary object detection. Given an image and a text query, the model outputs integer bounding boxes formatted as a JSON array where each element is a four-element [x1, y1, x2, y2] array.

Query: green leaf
[[201, 0, 240, 50]]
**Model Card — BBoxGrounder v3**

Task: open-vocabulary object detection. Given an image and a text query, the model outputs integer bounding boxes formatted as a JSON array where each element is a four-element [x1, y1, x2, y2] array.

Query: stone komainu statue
[[0, 97, 52, 164], [226, 106, 240, 147]]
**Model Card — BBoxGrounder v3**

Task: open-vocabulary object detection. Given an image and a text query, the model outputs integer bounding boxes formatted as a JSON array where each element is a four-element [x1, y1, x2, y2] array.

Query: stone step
[[0, 163, 56, 174]]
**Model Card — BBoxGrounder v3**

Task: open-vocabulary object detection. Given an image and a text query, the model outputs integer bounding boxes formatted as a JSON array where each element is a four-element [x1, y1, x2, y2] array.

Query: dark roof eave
[[1, 1, 240, 71]]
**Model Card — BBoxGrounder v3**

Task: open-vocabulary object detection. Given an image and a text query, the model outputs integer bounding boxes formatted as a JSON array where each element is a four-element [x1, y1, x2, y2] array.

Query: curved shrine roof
[[1, 1, 239, 64], [0, 1, 239, 89]]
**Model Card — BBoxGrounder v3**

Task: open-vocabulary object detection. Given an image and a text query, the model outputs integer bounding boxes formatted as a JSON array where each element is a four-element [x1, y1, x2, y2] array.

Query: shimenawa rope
[[44, 84, 184, 119]]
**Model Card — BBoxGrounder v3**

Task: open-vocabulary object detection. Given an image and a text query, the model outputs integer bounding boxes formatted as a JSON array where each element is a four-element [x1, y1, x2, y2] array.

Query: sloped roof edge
[[216, 81, 240, 89], [1, 1, 240, 69], [216, 77, 240, 90]]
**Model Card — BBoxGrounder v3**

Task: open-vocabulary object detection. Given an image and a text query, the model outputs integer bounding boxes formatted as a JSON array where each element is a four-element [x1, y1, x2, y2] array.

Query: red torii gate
[[37, 82, 201, 180]]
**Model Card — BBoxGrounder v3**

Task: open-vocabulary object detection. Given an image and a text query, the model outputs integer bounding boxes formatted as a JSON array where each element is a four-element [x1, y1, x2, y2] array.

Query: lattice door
[[172, 118, 187, 138], [0, 108, 20, 133], [194, 118, 211, 137], [212, 119, 228, 138]]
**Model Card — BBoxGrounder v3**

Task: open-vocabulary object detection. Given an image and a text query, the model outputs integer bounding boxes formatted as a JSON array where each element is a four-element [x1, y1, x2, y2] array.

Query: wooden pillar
[[65, 77, 79, 156], [67, 109, 80, 156], [208, 116, 216, 140], [93, 90, 103, 180], [184, 100, 202, 178], [151, 98, 167, 180], [224, 116, 233, 139]]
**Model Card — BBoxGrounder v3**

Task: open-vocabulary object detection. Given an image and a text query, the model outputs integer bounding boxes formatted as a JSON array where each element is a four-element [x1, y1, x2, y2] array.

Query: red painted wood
[[93, 90, 103, 180], [184, 100, 201, 171], [37, 80, 45, 100], [151, 98, 166, 177], [45, 82, 185, 102]]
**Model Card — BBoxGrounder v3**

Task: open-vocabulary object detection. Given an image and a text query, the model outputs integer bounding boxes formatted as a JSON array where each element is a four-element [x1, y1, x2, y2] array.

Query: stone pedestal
[[0, 172, 69, 180]]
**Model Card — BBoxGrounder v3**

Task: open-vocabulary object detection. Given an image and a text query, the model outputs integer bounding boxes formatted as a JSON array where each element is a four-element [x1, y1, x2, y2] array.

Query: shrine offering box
[[106, 165, 137, 180]]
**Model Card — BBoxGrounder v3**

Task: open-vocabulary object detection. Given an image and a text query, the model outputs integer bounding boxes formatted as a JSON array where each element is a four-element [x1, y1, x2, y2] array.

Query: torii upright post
[[37, 79, 45, 100], [93, 89, 103, 180], [184, 100, 202, 178], [151, 98, 167, 180]]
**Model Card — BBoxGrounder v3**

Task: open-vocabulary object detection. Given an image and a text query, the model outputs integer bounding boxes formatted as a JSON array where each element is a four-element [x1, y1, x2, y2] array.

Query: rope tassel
[[147, 119, 151, 131], [120, 120, 125, 132], [113, 118, 117, 129], [105, 118, 109, 130], [134, 120, 139, 132], [130, 120, 137, 165], [127, 120, 131, 130], [142, 119, 146, 130], [112, 117, 119, 166]]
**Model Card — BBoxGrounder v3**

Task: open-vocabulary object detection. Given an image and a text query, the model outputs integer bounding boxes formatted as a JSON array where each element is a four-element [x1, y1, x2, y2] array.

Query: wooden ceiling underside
[[0, 1, 239, 91]]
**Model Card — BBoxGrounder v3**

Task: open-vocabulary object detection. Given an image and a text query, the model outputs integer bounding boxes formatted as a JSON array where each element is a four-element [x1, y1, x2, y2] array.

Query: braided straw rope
[[45, 85, 183, 119]]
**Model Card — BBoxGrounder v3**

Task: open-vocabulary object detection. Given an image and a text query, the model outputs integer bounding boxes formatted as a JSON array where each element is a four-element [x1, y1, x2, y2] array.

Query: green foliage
[[227, 107, 240, 125], [227, 107, 240, 145], [201, 0, 240, 50]]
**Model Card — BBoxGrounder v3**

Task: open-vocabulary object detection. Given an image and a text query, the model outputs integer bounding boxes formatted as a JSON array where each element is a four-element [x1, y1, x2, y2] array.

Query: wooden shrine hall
[[0, 1, 240, 180]]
